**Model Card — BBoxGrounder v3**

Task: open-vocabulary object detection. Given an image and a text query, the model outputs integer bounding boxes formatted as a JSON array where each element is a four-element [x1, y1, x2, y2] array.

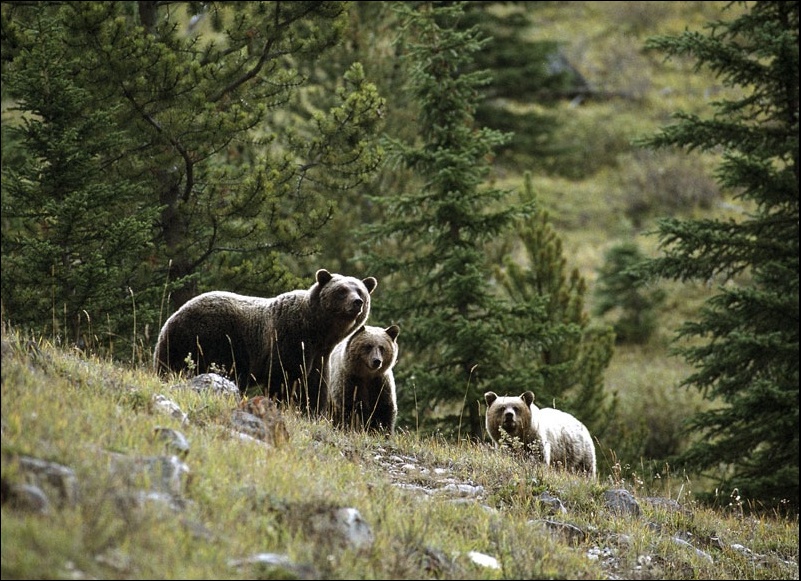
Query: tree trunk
[[155, 167, 198, 311]]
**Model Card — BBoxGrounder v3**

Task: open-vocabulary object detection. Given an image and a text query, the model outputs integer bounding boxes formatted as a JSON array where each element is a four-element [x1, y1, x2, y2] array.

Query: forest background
[[1, 1, 798, 513]]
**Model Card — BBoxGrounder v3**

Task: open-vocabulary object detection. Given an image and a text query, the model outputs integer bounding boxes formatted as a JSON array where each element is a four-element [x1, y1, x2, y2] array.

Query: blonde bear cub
[[484, 391, 596, 477]]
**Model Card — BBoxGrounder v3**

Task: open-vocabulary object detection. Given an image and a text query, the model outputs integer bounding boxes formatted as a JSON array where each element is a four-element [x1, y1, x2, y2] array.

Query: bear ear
[[386, 325, 400, 340], [316, 269, 333, 286], [522, 391, 535, 406], [363, 277, 378, 293], [484, 391, 498, 406], [314, 268, 334, 286]]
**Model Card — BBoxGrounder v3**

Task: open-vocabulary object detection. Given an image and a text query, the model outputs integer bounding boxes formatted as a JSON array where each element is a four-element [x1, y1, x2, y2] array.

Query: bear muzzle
[[502, 411, 519, 430], [348, 297, 365, 316]]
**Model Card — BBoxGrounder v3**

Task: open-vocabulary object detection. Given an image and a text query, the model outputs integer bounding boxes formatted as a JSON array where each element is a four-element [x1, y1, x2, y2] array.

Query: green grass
[[2, 325, 797, 580]]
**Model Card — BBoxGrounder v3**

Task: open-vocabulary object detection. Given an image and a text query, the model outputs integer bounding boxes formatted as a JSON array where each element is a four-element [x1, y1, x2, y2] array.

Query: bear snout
[[369, 357, 383, 370], [502, 410, 518, 429], [350, 297, 365, 315]]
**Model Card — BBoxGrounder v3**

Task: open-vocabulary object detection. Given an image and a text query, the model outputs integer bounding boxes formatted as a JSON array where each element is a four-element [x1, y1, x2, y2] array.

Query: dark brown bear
[[328, 325, 399, 435], [153, 269, 377, 415]]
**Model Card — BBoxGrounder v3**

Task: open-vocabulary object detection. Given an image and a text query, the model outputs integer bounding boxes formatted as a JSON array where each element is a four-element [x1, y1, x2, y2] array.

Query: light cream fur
[[484, 390, 596, 477]]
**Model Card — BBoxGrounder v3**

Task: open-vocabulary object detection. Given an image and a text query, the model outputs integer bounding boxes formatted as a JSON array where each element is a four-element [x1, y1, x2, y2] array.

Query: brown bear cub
[[328, 325, 400, 435], [153, 269, 377, 415]]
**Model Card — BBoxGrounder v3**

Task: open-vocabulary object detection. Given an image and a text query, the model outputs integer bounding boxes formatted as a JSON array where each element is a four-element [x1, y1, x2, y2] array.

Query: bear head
[[484, 390, 536, 446], [311, 268, 378, 331], [346, 324, 400, 377]]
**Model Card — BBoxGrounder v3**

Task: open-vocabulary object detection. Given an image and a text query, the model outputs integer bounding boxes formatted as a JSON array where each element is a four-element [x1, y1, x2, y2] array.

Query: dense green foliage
[[300, 1, 577, 270], [461, 3, 581, 173], [1, 1, 384, 350], [1, 8, 159, 351], [637, 0, 799, 511], [594, 241, 667, 344]]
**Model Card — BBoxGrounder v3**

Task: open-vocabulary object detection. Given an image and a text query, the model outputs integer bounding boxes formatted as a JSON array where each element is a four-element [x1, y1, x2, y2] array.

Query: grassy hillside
[[2, 5, 796, 577], [2, 325, 797, 580]]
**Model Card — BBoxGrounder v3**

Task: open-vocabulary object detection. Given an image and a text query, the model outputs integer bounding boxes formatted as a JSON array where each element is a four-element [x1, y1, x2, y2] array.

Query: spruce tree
[[2, 2, 384, 354], [594, 241, 666, 345], [494, 176, 616, 441], [638, 1, 799, 511], [1, 8, 158, 355], [361, 1, 523, 439], [361, 2, 612, 442]]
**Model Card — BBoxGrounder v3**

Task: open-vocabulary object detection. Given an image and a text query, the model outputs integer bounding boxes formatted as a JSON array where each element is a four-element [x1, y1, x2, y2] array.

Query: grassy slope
[[1, 327, 797, 580]]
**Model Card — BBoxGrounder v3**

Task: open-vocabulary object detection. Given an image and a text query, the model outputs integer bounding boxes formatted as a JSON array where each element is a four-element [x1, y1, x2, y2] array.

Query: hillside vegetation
[[1, 323, 797, 579], [1, 326, 798, 580]]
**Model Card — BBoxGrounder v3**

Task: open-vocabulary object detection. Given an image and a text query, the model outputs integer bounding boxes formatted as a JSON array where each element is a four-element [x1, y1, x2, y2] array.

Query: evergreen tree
[[1, 2, 384, 353], [638, 1, 799, 511], [1, 8, 158, 355], [361, 1, 525, 439], [361, 2, 612, 441], [594, 241, 666, 345], [494, 175, 617, 441]]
